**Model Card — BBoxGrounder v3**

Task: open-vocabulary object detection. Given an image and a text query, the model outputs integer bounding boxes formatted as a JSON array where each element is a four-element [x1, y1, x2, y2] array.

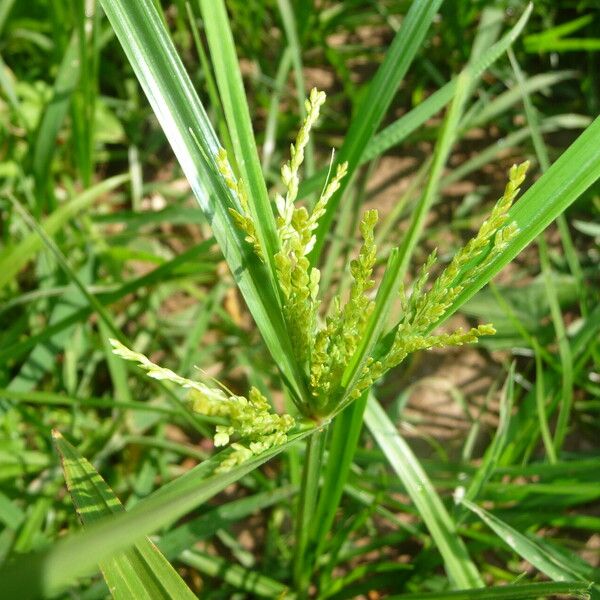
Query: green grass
[[0, 1, 599, 598]]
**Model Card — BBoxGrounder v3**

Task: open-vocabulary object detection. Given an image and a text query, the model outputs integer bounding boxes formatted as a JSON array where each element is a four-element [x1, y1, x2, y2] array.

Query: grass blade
[[393, 68, 471, 280], [533, 338, 557, 463], [309, 0, 444, 262], [53, 431, 197, 600], [0, 427, 315, 600], [32, 31, 80, 189], [261, 46, 293, 170], [455, 364, 515, 518], [462, 499, 591, 585], [355, 4, 532, 166], [508, 48, 576, 453], [198, 0, 280, 279], [365, 395, 483, 589], [180, 549, 292, 598]]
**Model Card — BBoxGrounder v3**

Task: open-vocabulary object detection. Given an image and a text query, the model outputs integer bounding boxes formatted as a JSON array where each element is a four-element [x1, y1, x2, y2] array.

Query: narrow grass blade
[[462, 499, 591, 585], [0, 0, 15, 34], [180, 549, 292, 598], [309, 0, 444, 262], [508, 48, 576, 453], [500, 304, 600, 464], [524, 14, 598, 53], [538, 239, 574, 454], [0, 174, 128, 292], [100, 320, 133, 407], [178, 283, 226, 376], [0, 389, 179, 416], [32, 31, 80, 188], [533, 337, 557, 464], [53, 431, 197, 600], [0, 47, 25, 126], [365, 395, 483, 589], [262, 46, 293, 170], [185, 2, 232, 155], [455, 364, 515, 517], [6, 268, 92, 393], [393, 68, 471, 280], [198, 0, 280, 278], [358, 4, 533, 166], [466, 70, 577, 131]]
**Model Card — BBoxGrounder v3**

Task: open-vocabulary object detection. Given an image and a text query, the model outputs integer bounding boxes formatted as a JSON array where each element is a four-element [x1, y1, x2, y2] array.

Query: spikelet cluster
[[224, 85, 528, 419], [310, 209, 378, 408], [109, 339, 294, 472], [273, 88, 349, 365], [221, 149, 264, 260], [349, 161, 529, 400]]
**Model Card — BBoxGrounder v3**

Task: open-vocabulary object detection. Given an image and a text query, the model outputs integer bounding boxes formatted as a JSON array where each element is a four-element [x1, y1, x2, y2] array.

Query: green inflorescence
[[347, 161, 529, 404], [271, 89, 348, 366], [109, 339, 294, 473], [109, 92, 529, 469], [220, 148, 264, 261], [224, 88, 529, 420], [310, 209, 378, 409]]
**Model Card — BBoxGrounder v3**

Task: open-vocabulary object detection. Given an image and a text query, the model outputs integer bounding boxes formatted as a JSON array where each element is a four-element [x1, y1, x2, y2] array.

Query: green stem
[[294, 426, 327, 594], [533, 337, 557, 464], [311, 393, 368, 559]]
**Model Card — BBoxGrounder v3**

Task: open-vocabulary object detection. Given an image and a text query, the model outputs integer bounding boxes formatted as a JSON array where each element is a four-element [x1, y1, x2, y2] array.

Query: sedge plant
[[106, 88, 534, 595], [111, 88, 528, 471], [3, 0, 600, 598]]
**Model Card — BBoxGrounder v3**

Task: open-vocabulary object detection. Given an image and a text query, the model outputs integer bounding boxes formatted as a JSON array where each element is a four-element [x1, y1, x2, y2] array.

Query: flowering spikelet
[[109, 339, 294, 472], [350, 162, 529, 400], [406, 160, 529, 333], [271, 89, 348, 365], [226, 88, 350, 370], [219, 149, 264, 260], [190, 385, 294, 473], [310, 210, 378, 406], [277, 87, 327, 224]]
